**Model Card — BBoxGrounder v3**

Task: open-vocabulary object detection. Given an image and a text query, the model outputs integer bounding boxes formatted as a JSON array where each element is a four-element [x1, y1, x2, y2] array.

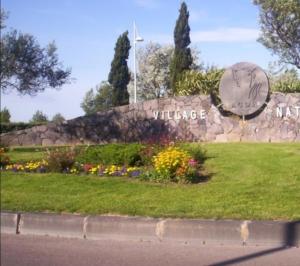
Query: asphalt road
[[1, 234, 300, 266]]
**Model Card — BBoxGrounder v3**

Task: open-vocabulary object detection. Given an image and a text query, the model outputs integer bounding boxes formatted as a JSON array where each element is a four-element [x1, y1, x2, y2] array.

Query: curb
[[1, 212, 299, 247]]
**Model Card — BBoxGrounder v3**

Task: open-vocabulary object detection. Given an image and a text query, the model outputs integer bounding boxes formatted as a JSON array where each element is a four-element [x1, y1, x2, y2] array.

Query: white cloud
[[191, 27, 260, 42]]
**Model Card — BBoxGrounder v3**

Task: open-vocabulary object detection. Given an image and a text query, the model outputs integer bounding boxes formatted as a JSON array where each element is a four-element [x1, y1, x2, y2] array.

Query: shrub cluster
[[0, 122, 47, 134], [270, 71, 300, 93], [175, 68, 224, 97], [3, 143, 207, 184], [45, 147, 77, 172], [76, 143, 143, 166], [0, 148, 10, 168]]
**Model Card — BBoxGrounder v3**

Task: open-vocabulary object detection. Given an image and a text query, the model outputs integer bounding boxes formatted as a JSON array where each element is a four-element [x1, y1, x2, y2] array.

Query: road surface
[[1, 234, 299, 266]]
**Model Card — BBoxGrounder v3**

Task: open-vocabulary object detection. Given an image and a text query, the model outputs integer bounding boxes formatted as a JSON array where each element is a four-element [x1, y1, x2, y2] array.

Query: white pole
[[133, 21, 137, 104]]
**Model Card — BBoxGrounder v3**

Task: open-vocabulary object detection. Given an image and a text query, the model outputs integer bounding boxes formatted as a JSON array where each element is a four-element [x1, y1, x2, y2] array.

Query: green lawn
[[1, 143, 300, 220], [6, 146, 64, 163]]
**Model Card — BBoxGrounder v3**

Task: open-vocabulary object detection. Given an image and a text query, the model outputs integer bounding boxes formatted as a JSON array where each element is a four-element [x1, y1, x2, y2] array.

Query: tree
[[81, 81, 113, 115], [254, 0, 300, 69], [0, 9, 71, 95], [30, 110, 48, 123], [81, 89, 96, 115], [52, 113, 65, 123], [0, 9, 8, 30], [108, 31, 131, 106], [127, 43, 202, 102], [170, 2, 193, 94], [128, 43, 173, 101], [0, 107, 11, 123]]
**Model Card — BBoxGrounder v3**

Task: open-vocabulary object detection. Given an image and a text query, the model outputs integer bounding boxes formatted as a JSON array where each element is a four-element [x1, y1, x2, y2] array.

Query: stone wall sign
[[219, 62, 269, 116]]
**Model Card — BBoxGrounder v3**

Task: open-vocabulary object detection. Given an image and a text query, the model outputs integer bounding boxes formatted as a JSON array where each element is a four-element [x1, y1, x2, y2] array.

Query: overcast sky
[[2, 0, 278, 122]]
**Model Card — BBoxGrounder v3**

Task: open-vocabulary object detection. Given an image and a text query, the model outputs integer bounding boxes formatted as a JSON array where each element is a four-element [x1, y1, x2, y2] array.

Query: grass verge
[[2, 143, 300, 220]]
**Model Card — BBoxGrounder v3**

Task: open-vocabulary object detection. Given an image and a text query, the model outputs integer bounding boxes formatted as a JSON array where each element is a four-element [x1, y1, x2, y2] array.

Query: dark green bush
[[179, 143, 207, 164], [0, 122, 47, 134], [76, 143, 144, 166]]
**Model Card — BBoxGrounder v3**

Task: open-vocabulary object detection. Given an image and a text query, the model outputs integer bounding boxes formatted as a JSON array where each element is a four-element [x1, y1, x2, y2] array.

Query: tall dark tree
[[0, 9, 71, 95], [108, 31, 131, 106], [170, 2, 193, 94]]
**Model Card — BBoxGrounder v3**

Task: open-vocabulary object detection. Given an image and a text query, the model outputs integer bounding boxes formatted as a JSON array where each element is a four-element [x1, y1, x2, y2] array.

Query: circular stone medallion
[[219, 62, 269, 116]]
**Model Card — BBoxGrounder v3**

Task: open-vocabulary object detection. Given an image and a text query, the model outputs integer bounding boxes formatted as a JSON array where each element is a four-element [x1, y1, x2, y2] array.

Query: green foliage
[[108, 31, 131, 106], [179, 143, 207, 164], [170, 2, 193, 93], [52, 113, 65, 123], [0, 8, 8, 29], [45, 147, 77, 172], [81, 81, 113, 115], [76, 143, 144, 166], [175, 68, 225, 96], [269, 68, 300, 93], [0, 28, 71, 95], [0, 122, 46, 134], [254, 0, 300, 69], [30, 110, 48, 123], [0, 148, 10, 167], [80, 89, 95, 115], [0, 107, 11, 123]]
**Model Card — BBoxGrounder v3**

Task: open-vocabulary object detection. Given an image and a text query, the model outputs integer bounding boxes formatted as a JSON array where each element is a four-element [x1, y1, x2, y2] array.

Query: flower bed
[[1, 144, 206, 184], [3, 161, 142, 177]]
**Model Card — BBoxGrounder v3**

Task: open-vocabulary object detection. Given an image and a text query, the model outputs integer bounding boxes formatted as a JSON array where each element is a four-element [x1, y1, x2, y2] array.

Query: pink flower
[[83, 164, 93, 172], [188, 159, 197, 167]]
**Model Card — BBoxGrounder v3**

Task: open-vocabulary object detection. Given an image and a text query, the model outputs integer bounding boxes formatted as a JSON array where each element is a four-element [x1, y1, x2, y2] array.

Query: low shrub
[[175, 68, 224, 96], [139, 145, 163, 166], [76, 143, 143, 166], [179, 143, 207, 164], [0, 148, 10, 168], [45, 147, 77, 172], [269, 68, 300, 93]]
